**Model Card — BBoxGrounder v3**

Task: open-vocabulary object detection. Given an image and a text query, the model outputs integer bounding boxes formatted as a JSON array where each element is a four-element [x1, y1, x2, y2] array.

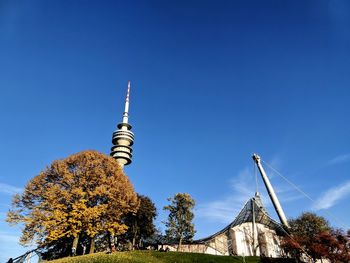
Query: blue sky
[[1, 0, 350, 261]]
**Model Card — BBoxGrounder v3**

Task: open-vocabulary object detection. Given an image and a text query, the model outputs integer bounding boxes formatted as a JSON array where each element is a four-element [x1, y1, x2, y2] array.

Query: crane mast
[[252, 154, 290, 230]]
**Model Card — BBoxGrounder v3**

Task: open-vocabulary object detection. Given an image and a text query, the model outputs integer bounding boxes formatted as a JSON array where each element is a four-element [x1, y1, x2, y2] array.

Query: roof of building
[[194, 193, 288, 243]]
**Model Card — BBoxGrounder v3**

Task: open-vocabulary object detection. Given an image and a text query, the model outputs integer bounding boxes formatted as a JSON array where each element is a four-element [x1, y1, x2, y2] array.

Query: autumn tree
[[280, 235, 303, 260], [289, 212, 331, 262], [124, 194, 157, 249], [163, 193, 196, 251], [282, 212, 350, 262], [281, 212, 342, 262], [317, 228, 350, 262], [6, 150, 138, 257]]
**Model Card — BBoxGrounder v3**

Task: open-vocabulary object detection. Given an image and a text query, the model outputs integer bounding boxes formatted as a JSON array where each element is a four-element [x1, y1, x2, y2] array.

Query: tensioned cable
[[261, 160, 315, 202], [251, 158, 312, 261], [249, 157, 313, 260], [256, 159, 333, 261], [261, 159, 349, 230]]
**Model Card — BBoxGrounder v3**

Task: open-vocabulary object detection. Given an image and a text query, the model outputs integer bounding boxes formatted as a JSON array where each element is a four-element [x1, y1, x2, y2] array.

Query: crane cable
[[261, 158, 349, 230]]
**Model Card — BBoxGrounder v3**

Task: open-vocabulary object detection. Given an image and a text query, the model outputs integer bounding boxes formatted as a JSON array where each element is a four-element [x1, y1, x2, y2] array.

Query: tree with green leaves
[[6, 150, 138, 258], [124, 194, 157, 249], [163, 193, 196, 251], [281, 212, 333, 262]]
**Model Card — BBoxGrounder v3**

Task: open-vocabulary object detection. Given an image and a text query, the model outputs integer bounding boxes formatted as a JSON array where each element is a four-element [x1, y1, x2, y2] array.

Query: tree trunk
[[132, 233, 137, 250], [132, 219, 137, 250], [139, 238, 142, 249], [177, 237, 183, 252], [110, 233, 116, 252], [89, 236, 95, 254], [72, 235, 79, 256]]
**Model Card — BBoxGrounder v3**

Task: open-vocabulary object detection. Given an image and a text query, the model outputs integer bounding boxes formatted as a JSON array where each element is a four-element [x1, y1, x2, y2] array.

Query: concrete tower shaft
[[110, 81, 134, 167]]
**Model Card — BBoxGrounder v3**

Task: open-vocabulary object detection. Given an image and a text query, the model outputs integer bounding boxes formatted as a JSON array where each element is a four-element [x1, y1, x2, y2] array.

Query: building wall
[[164, 222, 283, 257], [231, 222, 282, 257]]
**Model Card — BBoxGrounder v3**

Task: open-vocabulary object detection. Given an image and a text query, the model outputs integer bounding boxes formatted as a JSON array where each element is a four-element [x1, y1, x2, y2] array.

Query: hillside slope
[[51, 251, 297, 263]]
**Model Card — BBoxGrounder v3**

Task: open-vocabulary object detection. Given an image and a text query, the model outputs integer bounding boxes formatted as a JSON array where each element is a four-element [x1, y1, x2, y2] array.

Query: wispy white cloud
[[327, 154, 350, 166], [313, 181, 350, 210], [0, 183, 22, 195], [196, 160, 303, 225], [272, 183, 305, 203], [196, 196, 245, 223], [265, 155, 283, 179], [196, 167, 255, 223], [0, 232, 31, 263], [0, 232, 20, 243]]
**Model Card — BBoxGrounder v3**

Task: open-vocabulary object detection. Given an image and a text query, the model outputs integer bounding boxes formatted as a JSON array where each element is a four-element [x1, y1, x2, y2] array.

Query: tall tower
[[110, 81, 135, 168]]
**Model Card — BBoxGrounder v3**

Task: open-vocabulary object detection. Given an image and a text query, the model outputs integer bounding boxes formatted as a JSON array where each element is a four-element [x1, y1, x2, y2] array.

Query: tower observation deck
[[110, 81, 134, 168]]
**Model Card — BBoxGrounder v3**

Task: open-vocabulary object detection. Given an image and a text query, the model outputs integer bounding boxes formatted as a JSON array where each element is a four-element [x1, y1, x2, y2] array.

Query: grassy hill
[[50, 251, 297, 263]]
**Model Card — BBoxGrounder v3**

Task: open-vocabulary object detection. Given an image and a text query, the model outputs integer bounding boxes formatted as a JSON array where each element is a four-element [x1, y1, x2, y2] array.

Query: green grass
[[50, 251, 297, 263]]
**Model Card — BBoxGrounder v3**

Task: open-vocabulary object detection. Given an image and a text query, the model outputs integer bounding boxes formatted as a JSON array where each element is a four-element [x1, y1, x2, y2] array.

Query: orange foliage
[[6, 150, 138, 248]]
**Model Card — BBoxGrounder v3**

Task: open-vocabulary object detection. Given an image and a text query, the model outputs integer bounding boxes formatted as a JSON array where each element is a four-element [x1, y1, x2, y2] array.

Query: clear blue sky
[[1, 0, 350, 261]]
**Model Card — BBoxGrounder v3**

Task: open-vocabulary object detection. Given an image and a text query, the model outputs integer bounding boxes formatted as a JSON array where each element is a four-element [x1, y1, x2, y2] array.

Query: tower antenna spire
[[122, 80, 131, 123]]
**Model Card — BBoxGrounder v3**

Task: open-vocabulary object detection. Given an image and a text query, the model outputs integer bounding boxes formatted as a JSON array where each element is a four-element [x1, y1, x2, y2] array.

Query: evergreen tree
[[124, 194, 157, 249], [163, 193, 196, 251]]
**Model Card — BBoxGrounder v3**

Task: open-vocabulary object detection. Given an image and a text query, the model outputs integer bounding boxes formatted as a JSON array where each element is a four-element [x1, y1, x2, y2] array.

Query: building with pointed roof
[[195, 192, 287, 257], [163, 192, 287, 257], [161, 154, 292, 257]]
